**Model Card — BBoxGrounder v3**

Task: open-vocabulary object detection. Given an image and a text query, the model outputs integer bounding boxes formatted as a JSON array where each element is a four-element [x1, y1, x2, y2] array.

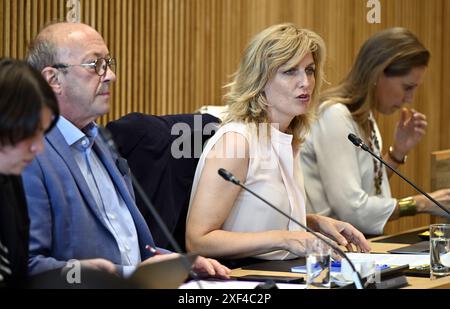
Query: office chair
[[430, 149, 450, 224], [106, 112, 220, 250]]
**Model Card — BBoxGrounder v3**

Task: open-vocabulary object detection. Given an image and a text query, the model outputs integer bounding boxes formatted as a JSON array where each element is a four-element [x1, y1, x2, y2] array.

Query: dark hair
[[0, 58, 59, 146]]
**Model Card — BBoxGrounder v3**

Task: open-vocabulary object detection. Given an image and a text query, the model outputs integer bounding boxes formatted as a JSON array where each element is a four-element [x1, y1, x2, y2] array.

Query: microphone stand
[[98, 126, 203, 288], [348, 133, 450, 216], [218, 168, 364, 289]]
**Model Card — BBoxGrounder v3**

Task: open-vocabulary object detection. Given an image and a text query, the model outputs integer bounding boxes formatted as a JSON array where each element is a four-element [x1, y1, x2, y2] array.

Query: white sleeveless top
[[188, 122, 307, 260]]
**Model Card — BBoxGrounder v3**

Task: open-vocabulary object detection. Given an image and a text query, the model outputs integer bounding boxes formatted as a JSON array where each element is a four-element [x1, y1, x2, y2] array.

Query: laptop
[[129, 254, 198, 289]]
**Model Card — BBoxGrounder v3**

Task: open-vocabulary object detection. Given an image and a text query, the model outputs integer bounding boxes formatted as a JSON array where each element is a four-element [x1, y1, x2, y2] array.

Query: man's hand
[[141, 254, 231, 279], [191, 256, 231, 279], [79, 258, 118, 275]]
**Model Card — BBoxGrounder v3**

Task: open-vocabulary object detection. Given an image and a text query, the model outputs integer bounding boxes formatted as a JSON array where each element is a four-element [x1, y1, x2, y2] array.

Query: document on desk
[[346, 253, 429, 267], [179, 280, 306, 289]]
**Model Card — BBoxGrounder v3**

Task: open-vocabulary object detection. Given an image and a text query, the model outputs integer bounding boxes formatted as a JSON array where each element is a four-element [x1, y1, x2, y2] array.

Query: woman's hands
[[414, 189, 450, 216], [306, 215, 371, 253], [392, 108, 427, 158]]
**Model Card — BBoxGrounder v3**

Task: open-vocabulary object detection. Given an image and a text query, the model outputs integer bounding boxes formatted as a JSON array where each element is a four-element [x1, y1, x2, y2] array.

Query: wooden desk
[[369, 227, 450, 289], [230, 227, 450, 289]]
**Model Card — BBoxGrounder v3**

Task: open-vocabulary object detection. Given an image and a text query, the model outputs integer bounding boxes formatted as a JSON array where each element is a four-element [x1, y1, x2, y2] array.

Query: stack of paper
[[344, 253, 429, 268]]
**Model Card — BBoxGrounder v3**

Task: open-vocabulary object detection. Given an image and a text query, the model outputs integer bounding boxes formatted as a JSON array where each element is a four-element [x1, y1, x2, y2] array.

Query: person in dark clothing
[[0, 58, 59, 288]]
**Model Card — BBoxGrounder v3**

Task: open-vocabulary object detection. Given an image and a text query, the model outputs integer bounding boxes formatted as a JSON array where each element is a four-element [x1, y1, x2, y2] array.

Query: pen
[[145, 245, 162, 255]]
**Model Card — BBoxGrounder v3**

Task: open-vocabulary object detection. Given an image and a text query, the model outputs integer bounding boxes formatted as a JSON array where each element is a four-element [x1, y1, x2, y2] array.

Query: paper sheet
[[345, 253, 429, 267], [180, 280, 306, 289]]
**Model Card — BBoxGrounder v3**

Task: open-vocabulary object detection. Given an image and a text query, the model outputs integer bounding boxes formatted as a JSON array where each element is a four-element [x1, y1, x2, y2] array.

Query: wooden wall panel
[[1, 0, 449, 235]]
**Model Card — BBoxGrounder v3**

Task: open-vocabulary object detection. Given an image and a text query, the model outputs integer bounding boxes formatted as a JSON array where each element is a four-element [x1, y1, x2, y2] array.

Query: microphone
[[97, 126, 203, 288], [98, 127, 179, 251], [218, 168, 240, 185], [99, 127, 131, 178], [116, 157, 130, 176], [347, 133, 450, 216], [218, 168, 364, 289], [348, 133, 369, 151]]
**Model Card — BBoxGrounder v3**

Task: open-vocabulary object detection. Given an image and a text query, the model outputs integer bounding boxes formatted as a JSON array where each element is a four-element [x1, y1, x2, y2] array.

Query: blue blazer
[[22, 127, 155, 275]]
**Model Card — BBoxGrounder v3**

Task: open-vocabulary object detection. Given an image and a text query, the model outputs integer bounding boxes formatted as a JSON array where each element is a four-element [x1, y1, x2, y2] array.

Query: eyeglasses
[[52, 57, 116, 77]]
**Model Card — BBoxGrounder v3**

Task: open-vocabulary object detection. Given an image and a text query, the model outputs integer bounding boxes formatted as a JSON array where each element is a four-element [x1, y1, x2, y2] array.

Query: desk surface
[[229, 227, 450, 289]]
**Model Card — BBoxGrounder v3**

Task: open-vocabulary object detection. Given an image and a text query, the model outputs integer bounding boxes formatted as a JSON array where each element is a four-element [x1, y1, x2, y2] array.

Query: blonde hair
[[222, 23, 326, 147], [320, 27, 430, 139]]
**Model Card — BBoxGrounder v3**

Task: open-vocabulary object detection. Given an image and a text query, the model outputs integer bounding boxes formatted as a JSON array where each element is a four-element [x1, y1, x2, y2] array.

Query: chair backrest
[[430, 149, 450, 224], [106, 113, 220, 251], [431, 149, 450, 191]]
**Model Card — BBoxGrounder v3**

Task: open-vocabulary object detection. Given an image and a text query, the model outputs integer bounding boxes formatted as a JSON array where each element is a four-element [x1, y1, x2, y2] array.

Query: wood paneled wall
[[1, 0, 449, 234]]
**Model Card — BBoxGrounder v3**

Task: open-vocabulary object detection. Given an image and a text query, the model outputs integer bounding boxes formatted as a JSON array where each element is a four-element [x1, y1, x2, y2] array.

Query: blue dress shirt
[[56, 117, 141, 272]]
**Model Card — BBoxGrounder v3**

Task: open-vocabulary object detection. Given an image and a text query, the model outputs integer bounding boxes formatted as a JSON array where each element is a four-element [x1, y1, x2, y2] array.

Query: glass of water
[[430, 224, 450, 279], [306, 239, 331, 289]]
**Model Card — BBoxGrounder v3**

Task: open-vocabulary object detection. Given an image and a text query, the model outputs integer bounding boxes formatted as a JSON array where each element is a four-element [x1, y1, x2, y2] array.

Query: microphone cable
[[348, 133, 450, 216], [98, 126, 204, 289]]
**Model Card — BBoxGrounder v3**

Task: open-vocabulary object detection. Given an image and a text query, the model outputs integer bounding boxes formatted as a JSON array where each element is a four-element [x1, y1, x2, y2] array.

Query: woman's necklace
[[368, 117, 383, 195]]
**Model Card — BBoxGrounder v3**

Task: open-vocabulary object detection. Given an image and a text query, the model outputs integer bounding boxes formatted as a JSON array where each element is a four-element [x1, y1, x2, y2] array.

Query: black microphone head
[[348, 133, 370, 151], [98, 126, 119, 153], [116, 157, 130, 176], [348, 133, 363, 147], [218, 168, 240, 185], [98, 125, 113, 140], [218, 168, 232, 181]]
